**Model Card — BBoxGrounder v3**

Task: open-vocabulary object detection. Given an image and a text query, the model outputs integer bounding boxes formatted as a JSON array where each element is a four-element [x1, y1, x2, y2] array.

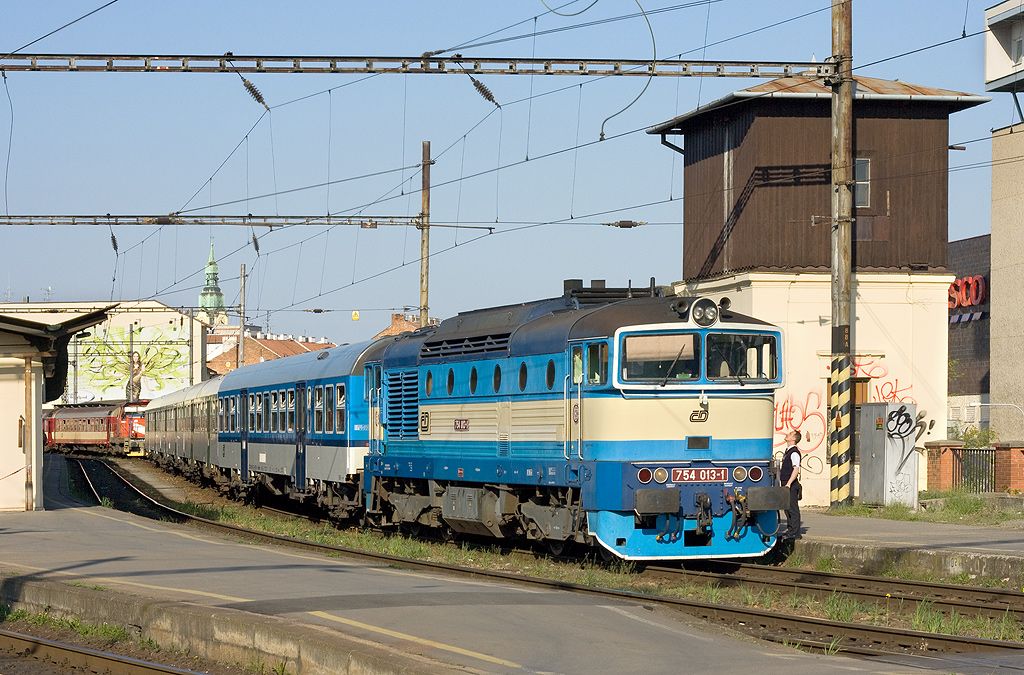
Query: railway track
[[0, 626, 203, 674], [78, 458, 1024, 663]]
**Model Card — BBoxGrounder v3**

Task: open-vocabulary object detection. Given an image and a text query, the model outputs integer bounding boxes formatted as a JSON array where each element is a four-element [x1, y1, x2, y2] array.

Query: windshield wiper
[[660, 344, 690, 388]]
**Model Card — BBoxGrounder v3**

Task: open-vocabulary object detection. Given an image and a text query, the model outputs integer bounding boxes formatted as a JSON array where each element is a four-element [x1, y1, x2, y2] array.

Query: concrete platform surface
[[801, 511, 1024, 580], [0, 455, 911, 675]]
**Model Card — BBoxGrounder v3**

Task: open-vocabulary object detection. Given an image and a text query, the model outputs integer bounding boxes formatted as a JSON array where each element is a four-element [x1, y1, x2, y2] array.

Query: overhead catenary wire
[[599, 0, 656, 141]]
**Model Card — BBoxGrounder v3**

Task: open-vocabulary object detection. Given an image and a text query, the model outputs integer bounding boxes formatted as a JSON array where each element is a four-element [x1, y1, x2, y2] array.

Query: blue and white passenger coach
[[364, 285, 790, 560], [146, 341, 385, 519]]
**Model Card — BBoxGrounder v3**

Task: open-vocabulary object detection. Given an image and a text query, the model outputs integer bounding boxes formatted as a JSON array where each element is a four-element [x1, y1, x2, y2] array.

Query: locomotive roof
[[382, 294, 775, 366], [219, 339, 384, 392]]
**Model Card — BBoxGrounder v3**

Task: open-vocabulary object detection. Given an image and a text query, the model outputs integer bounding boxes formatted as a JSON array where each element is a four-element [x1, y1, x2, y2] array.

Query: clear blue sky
[[0, 1, 1006, 343]]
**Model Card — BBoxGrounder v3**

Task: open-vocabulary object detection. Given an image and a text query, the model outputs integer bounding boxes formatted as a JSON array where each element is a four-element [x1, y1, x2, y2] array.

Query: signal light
[[653, 467, 669, 484], [637, 467, 653, 484], [732, 466, 748, 482], [748, 466, 764, 482]]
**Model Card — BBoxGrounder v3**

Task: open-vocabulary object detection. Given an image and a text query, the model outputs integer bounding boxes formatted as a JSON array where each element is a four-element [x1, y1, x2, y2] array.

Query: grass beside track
[[826, 491, 1024, 527], [113, 471, 1024, 644]]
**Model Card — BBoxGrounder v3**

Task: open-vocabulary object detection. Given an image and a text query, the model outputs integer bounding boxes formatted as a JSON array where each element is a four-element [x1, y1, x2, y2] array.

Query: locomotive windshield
[[621, 333, 700, 382], [706, 333, 778, 381]]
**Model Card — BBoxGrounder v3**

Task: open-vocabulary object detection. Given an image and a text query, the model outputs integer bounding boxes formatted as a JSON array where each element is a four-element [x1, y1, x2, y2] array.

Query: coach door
[[365, 365, 383, 455], [295, 382, 307, 491], [565, 345, 584, 460], [239, 389, 249, 481]]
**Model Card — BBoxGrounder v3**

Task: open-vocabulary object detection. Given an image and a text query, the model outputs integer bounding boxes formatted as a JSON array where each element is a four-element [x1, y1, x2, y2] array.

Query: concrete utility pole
[[419, 141, 431, 328], [238, 263, 246, 369], [829, 0, 854, 506]]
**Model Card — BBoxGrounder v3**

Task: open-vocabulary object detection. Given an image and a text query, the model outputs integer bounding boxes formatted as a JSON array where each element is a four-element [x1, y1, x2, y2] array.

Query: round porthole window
[[470, 367, 478, 394], [493, 364, 502, 393], [519, 362, 528, 392], [546, 360, 556, 390], [425, 371, 433, 397], [447, 368, 455, 395]]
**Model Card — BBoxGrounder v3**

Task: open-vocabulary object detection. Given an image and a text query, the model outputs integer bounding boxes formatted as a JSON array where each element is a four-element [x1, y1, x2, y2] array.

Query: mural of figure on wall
[[126, 350, 143, 401]]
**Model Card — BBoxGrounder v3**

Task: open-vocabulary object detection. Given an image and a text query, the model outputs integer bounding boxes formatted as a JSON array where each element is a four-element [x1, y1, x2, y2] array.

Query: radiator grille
[[420, 333, 511, 359], [385, 370, 419, 440]]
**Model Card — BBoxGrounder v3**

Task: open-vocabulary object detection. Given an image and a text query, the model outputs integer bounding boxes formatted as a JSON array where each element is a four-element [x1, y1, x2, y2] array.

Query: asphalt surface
[[0, 455, 929, 674]]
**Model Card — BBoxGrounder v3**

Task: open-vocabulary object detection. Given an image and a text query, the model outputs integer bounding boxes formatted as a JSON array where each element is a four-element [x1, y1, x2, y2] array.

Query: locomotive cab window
[[621, 333, 699, 382], [587, 343, 608, 385], [706, 333, 778, 381]]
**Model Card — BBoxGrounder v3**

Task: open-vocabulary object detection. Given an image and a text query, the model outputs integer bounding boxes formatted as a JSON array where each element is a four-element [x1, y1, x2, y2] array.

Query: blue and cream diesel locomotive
[[145, 283, 790, 561]]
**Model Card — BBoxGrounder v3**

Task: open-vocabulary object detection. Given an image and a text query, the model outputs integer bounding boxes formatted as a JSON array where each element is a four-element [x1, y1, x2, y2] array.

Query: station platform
[[799, 511, 1024, 581], [0, 455, 898, 675]]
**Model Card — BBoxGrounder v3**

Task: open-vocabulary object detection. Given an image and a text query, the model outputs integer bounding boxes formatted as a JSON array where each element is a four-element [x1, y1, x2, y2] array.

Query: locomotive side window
[[325, 385, 335, 433], [571, 347, 583, 384], [546, 360, 556, 390], [314, 386, 324, 433], [447, 368, 455, 396], [587, 344, 608, 385], [518, 362, 528, 392], [706, 333, 778, 381], [493, 364, 502, 393], [336, 385, 346, 434], [425, 371, 433, 397], [470, 367, 478, 394], [621, 333, 700, 382]]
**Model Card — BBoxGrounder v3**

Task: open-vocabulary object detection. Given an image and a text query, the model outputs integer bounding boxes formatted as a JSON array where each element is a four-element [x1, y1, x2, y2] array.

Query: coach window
[[447, 368, 455, 396], [325, 385, 335, 433], [336, 385, 346, 434], [217, 399, 224, 432], [518, 362, 528, 392], [493, 364, 502, 393], [587, 343, 608, 385], [425, 371, 433, 397], [279, 390, 286, 431], [249, 394, 256, 432], [287, 390, 295, 432], [256, 394, 264, 432], [261, 394, 269, 432], [469, 367, 478, 395], [314, 386, 324, 433]]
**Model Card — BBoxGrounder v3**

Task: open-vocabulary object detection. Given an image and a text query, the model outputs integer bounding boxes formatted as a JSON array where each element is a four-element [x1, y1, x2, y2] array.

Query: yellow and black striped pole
[[828, 1, 854, 506], [829, 352, 852, 504]]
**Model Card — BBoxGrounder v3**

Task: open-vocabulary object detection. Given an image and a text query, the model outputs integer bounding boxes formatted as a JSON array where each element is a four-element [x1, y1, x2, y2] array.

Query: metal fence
[[950, 447, 996, 492]]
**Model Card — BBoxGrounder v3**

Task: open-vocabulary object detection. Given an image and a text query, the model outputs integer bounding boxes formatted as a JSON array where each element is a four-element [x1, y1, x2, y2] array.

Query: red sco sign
[[948, 275, 986, 309]]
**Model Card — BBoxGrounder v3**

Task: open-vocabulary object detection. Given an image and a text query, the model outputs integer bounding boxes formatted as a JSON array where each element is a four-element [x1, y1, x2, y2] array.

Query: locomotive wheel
[[400, 521, 422, 538], [545, 539, 568, 557]]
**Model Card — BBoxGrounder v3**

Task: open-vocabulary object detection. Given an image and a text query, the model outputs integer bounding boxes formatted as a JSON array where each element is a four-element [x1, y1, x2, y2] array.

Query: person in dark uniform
[[780, 430, 803, 540]]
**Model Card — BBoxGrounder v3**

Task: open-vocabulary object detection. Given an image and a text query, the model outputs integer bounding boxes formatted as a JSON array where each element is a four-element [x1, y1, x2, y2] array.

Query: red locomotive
[[43, 400, 147, 456]]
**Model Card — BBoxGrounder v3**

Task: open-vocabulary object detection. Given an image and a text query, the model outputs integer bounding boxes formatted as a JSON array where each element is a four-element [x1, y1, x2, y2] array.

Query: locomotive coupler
[[694, 493, 713, 534], [724, 489, 750, 541]]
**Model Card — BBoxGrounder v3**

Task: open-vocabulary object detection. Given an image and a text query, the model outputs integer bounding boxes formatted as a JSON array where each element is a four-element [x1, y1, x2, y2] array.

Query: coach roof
[[220, 339, 382, 392]]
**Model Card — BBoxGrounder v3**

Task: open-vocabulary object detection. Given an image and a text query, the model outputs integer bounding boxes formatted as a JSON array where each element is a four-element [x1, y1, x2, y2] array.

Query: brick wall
[[994, 444, 1024, 492]]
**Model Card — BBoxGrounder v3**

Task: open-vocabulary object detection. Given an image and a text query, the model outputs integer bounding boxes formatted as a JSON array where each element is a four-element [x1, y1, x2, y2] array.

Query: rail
[[0, 627, 202, 674]]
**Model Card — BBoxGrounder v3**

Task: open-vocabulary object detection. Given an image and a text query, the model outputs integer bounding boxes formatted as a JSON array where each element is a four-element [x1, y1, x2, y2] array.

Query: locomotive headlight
[[637, 467, 653, 484], [748, 466, 764, 482], [690, 298, 719, 327], [653, 467, 669, 484], [732, 466, 748, 482]]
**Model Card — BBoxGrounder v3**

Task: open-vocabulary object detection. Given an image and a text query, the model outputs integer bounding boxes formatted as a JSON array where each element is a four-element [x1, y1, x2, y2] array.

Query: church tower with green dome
[[196, 239, 228, 326]]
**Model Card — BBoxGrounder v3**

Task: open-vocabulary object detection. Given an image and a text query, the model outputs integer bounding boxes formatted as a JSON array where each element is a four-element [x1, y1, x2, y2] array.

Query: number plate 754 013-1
[[672, 467, 728, 483]]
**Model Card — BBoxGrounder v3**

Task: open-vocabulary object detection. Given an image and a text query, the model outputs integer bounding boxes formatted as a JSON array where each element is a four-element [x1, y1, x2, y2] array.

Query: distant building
[[195, 240, 228, 327], [206, 327, 334, 375], [649, 75, 987, 504], [946, 235, 990, 432], [373, 312, 427, 339]]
